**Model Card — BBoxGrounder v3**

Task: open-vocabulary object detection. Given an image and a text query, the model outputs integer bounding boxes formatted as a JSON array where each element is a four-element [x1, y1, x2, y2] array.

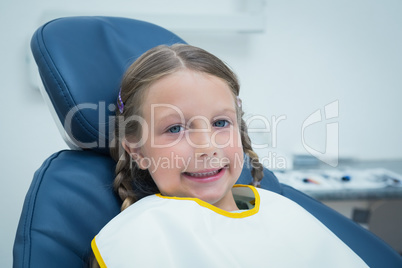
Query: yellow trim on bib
[[91, 237, 107, 268], [156, 185, 259, 218]]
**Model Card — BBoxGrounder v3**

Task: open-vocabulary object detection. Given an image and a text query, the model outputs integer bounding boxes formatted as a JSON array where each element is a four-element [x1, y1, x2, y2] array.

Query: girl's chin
[[184, 185, 236, 210]]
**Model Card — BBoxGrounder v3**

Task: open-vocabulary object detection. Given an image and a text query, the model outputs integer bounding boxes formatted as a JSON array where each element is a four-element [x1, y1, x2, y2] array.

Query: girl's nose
[[189, 131, 214, 149], [195, 145, 218, 159], [187, 130, 217, 158]]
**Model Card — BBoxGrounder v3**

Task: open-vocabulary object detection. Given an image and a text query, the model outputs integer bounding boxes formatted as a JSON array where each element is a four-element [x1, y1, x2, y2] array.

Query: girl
[[91, 44, 367, 267]]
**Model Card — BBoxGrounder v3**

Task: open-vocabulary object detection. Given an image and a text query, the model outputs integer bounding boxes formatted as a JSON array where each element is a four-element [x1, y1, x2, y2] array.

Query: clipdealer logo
[[301, 100, 339, 167], [62, 100, 340, 168]]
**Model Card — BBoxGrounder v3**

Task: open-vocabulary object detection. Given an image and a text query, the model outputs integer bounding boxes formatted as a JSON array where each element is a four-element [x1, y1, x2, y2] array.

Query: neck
[[212, 193, 239, 212]]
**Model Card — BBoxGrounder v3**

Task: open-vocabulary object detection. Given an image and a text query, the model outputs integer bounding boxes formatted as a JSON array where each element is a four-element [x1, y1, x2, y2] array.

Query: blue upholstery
[[30, 16, 185, 154], [13, 151, 119, 267], [14, 16, 401, 268]]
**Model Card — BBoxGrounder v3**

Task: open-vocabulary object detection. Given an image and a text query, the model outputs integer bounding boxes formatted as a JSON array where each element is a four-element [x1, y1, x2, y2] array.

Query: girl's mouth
[[184, 168, 222, 178], [182, 166, 228, 182]]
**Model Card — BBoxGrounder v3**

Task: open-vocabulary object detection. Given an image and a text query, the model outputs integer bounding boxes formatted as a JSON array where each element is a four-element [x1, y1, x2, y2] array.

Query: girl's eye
[[167, 125, 184, 133], [213, 120, 229, 128]]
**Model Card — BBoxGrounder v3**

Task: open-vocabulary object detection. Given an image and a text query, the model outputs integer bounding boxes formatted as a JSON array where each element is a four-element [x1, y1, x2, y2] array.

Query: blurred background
[[1, 0, 402, 266]]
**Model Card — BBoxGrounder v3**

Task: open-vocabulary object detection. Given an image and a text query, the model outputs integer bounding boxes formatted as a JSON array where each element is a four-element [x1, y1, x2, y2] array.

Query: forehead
[[143, 70, 235, 116]]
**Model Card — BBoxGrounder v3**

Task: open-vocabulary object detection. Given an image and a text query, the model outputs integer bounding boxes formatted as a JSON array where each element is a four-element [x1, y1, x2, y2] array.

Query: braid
[[239, 116, 264, 187], [113, 151, 137, 211]]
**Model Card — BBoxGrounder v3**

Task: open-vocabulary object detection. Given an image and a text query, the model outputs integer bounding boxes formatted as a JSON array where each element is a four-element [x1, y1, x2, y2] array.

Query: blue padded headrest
[[31, 16, 186, 155]]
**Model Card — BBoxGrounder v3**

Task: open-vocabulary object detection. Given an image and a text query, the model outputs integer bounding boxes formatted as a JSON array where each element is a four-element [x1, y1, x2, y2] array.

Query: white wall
[[1, 0, 402, 266]]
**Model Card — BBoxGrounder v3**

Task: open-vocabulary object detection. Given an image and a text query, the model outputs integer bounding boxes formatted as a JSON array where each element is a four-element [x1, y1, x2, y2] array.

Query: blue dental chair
[[13, 16, 402, 267]]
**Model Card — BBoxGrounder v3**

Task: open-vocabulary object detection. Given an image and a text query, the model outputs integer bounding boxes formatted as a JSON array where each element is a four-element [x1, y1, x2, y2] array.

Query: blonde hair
[[110, 44, 263, 211]]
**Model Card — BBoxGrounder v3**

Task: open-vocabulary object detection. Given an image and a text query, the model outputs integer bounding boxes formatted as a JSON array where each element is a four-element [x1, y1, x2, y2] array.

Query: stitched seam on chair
[[22, 30, 46, 267], [37, 25, 99, 142], [23, 149, 65, 267], [39, 41, 99, 141]]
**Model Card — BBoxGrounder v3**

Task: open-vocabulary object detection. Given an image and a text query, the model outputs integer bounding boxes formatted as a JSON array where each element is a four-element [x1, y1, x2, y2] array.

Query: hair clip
[[117, 88, 124, 113], [236, 96, 242, 108]]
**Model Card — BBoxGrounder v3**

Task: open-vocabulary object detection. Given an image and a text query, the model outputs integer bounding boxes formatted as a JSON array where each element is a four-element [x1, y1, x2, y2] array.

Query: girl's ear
[[122, 139, 148, 170]]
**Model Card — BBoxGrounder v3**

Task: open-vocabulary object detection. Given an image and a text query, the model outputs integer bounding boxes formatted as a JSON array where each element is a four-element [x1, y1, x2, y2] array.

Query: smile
[[184, 169, 222, 178], [182, 166, 228, 182]]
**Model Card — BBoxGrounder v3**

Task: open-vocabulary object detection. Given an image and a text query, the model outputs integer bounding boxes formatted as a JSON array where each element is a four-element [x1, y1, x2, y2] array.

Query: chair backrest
[[13, 16, 402, 268], [30, 16, 186, 154]]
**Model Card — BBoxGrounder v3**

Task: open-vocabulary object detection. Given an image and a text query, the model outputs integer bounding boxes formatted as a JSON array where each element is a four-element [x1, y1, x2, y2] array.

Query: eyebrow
[[220, 108, 237, 115], [154, 113, 183, 123], [154, 107, 237, 124], [212, 108, 237, 118]]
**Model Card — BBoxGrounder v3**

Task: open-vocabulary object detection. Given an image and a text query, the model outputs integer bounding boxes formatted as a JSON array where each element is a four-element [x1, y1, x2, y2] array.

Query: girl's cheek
[[150, 134, 183, 150], [160, 139, 190, 157]]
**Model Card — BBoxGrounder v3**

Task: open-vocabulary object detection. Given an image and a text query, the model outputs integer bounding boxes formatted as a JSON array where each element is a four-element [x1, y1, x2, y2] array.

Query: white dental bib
[[92, 185, 367, 268]]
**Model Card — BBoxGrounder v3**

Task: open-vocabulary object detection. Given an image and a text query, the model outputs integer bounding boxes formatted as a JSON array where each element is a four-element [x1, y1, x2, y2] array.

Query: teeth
[[187, 169, 221, 178]]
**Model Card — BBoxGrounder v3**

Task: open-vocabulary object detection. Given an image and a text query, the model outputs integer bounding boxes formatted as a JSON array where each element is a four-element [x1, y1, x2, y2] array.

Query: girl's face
[[126, 69, 244, 211]]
